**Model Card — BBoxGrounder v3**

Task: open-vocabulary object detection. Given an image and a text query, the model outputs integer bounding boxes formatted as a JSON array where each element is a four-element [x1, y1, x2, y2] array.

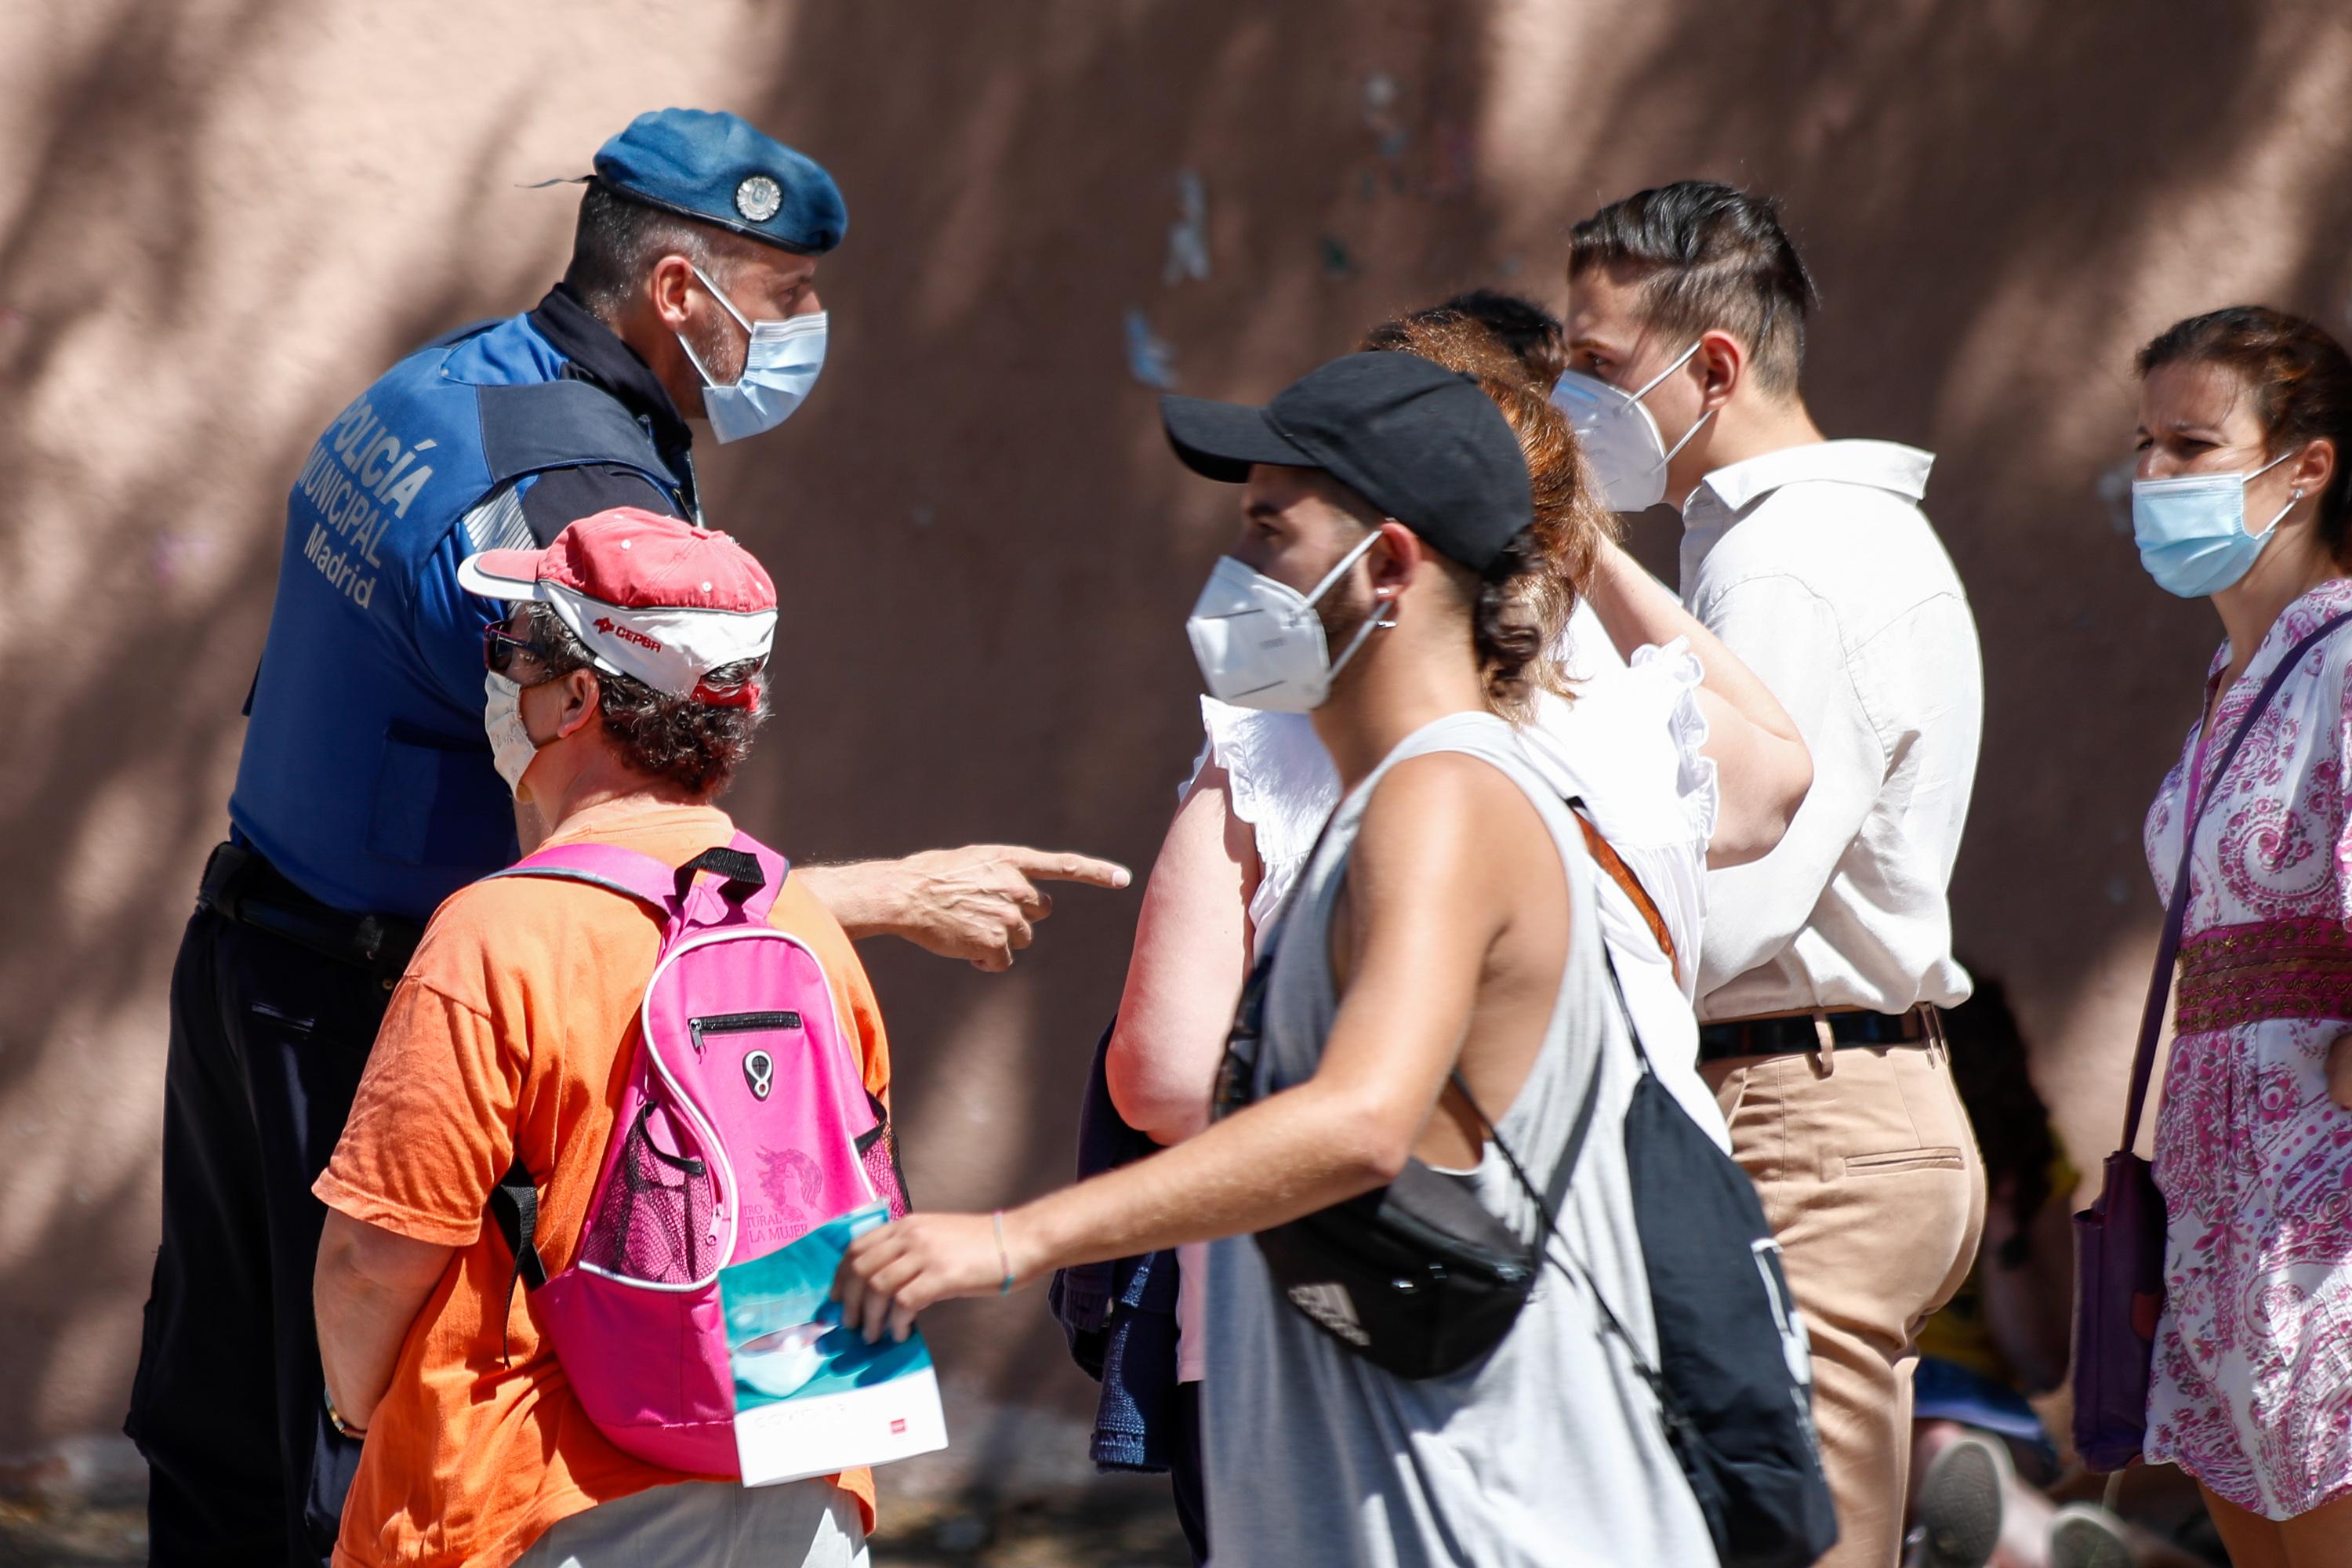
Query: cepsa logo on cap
[[457, 508, 777, 705], [593, 615, 665, 653]]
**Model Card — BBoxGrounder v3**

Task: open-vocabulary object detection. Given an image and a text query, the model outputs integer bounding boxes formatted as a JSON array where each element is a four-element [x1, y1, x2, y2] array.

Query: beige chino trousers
[[1703, 1036, 1987, 1568]]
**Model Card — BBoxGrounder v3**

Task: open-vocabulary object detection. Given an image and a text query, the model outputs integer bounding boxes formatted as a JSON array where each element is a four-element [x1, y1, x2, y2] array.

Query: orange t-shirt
[[314, 804, 889, 1568]]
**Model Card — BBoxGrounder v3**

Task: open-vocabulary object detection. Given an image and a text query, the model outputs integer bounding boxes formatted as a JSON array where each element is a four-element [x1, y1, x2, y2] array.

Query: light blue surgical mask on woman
[[2131, 448, 2305, 598], [675, 261, 828, 444]]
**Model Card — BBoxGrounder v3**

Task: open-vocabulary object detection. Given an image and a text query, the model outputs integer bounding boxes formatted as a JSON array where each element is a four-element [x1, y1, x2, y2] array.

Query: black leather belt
[[1697, 1004, 1937, 1065], [198, 842, 423, 985]]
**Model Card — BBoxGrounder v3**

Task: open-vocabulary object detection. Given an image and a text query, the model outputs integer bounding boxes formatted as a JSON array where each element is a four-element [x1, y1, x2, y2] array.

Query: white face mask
[[675, 261, 828, 444], [1549, 340, 1715, 512], [484, 672, 545, 796], [1185, 532, 1386, 713]]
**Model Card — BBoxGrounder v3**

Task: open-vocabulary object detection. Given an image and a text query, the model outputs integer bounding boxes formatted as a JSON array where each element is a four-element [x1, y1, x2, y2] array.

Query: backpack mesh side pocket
[[579, 1102, 719, 1284], [855, 1092, 911, 1218]]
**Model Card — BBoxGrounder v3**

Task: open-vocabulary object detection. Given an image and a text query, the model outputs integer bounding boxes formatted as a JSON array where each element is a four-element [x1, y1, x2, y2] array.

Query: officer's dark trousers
[[127, 902, 394, 1567]]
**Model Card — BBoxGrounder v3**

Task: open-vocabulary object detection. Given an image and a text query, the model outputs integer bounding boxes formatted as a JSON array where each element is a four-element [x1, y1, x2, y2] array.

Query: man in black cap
[[833, 353, 1713, 1565], [129, 107, 1125, 1567]]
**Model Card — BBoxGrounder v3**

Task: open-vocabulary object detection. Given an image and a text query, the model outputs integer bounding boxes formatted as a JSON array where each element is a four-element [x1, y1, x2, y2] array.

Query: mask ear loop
[[1630, 339, 1716, 477], [1323, 597, 1393, 684], [1661, 406, 1715, 466], [676, 261, 754, 393], [1301, 529, 1385, 607], [1629, 339, 1705, 404], [686, 260, 756, 335], [2250, 447, 2308, 540], [2256, 487, 2307, 539], [1312, 529, 1396, 685]]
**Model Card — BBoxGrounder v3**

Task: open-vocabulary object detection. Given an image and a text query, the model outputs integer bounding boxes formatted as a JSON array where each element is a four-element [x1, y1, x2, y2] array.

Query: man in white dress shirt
[[1562, 180, 1987, 1568]]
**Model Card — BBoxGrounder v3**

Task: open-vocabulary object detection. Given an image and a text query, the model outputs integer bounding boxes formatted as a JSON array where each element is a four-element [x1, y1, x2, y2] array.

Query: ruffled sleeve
[[1626, 637, 1720, 851], [1189, 697, 1343, 937], [1519, 637, 1717, 855]]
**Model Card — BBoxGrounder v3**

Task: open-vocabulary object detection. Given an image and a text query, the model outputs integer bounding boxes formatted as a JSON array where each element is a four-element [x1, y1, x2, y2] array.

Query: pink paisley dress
[[2141, 576, 2352, 1518]]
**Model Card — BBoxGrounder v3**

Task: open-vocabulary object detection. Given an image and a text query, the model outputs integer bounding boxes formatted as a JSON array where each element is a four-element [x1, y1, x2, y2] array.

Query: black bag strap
[[1443, 1036, 1602, 1254], [1456, 949, 1636, 1254], [486, 1156, 548, 1367], [2114, 608, 2352, 1157], [1461, 945, 1695, 1418], [677, 844, 766, 904]]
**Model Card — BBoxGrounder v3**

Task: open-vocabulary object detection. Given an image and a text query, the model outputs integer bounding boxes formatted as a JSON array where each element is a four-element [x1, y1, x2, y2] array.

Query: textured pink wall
[[6, 0, 2352, 1481]]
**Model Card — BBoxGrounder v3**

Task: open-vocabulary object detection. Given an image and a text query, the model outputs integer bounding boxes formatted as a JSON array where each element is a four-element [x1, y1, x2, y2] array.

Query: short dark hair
[[563, 180, 730, 317], [1567, 180, 1818, 395], [520, 602, 766, 796], [1435, 290, 1567, 387], [2137, 305, 2352, 568]]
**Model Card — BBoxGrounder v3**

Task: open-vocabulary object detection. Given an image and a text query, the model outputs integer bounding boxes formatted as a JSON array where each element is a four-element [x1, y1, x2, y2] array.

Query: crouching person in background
[[311, 508, 886, 1568]]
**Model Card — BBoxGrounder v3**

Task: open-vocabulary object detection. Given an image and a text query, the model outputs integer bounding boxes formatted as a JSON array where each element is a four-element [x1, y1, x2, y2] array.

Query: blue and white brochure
[[719, 1201, 949, 1486]]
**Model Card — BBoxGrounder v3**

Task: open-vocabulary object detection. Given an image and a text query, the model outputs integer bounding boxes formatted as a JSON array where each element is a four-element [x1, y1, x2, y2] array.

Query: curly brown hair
[[521, 602, 768, 797], [1359, 299, 1620, 721]]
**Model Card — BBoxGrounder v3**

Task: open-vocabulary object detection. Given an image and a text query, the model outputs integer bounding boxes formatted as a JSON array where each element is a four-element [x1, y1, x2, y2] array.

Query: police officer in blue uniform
[[128, 108, 1127, 1566]]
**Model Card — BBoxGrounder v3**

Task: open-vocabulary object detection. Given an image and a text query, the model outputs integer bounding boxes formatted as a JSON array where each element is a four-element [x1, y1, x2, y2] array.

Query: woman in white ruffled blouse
[[1101, 299, 1814, 1557]]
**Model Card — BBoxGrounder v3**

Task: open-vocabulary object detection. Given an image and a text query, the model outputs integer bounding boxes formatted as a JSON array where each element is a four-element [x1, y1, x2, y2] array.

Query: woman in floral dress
[[2135, 305, 2352, 1566]]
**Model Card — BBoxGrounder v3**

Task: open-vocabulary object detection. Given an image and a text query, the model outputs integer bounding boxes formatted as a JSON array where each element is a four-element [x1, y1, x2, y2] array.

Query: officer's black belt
[[1697, 1004, 1940, 1065], [198, 842, 423, 982]]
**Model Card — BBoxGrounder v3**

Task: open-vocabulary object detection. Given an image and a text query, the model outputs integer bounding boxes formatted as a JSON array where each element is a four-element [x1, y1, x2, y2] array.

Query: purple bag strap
[[2117, 608, 2352, 1155], [486, 831, 789, 927]]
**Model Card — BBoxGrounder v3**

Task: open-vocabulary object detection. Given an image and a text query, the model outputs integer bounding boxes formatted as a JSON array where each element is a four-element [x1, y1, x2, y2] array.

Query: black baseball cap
[[1160, 351, 1534, 571]]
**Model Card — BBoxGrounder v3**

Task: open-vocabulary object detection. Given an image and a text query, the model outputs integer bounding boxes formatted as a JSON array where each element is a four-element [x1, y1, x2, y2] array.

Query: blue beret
[[593, 108, 847, 256]]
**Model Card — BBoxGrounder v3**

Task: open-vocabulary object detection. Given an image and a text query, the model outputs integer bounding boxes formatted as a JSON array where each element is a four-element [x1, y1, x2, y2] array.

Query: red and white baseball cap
[[458, 507, 777, 706]]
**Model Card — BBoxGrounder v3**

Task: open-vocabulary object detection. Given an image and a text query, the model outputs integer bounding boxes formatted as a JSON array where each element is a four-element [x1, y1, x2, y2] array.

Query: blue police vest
[[229, 311, 690, 920]]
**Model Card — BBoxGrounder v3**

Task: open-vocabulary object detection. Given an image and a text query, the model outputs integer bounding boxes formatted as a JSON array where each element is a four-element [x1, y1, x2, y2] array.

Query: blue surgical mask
[[2131, 448, 2303, 599], [675, 262, 827, 444]]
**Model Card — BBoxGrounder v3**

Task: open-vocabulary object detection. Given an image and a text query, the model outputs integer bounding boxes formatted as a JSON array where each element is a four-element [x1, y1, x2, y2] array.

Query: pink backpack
[[484, 833, 909, 1475]]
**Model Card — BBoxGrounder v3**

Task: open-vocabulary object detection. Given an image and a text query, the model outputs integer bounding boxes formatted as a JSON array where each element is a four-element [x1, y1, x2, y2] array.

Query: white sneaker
[[1914, 1432, 2011, 1568], [2047, 1502, 2132, 1568]]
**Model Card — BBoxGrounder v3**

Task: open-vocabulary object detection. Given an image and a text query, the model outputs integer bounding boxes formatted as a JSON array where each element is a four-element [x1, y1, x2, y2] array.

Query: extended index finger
[[997, 848, 1132, 890]]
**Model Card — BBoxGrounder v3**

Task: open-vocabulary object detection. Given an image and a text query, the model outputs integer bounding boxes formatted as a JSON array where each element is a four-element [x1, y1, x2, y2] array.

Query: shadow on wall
[[0, 0, 569, 1455], [6, 0, 2352, 1480]]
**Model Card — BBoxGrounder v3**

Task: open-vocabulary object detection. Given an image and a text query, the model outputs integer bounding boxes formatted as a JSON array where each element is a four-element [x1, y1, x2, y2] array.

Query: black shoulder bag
[[1211, 929, 1604, 1381]]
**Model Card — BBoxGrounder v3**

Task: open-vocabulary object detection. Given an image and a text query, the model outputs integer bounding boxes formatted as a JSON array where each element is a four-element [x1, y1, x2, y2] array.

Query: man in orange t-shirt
[[314, 510, 880, 1567]]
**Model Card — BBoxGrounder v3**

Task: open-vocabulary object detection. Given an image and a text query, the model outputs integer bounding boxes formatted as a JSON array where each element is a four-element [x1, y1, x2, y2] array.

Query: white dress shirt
[[1679, 439, 1983, 1021]]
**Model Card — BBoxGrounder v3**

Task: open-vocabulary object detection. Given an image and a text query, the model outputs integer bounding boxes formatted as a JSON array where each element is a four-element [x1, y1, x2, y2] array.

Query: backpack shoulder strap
[[485, 1155, 547, 1366], [1568, 804, 1680, 989], [488, 835, 790, 924], [474, 835, 784, 1352], [476, 844, 672, 1355], [710, 831, 789, 925], [485, 842, 681, 912]]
